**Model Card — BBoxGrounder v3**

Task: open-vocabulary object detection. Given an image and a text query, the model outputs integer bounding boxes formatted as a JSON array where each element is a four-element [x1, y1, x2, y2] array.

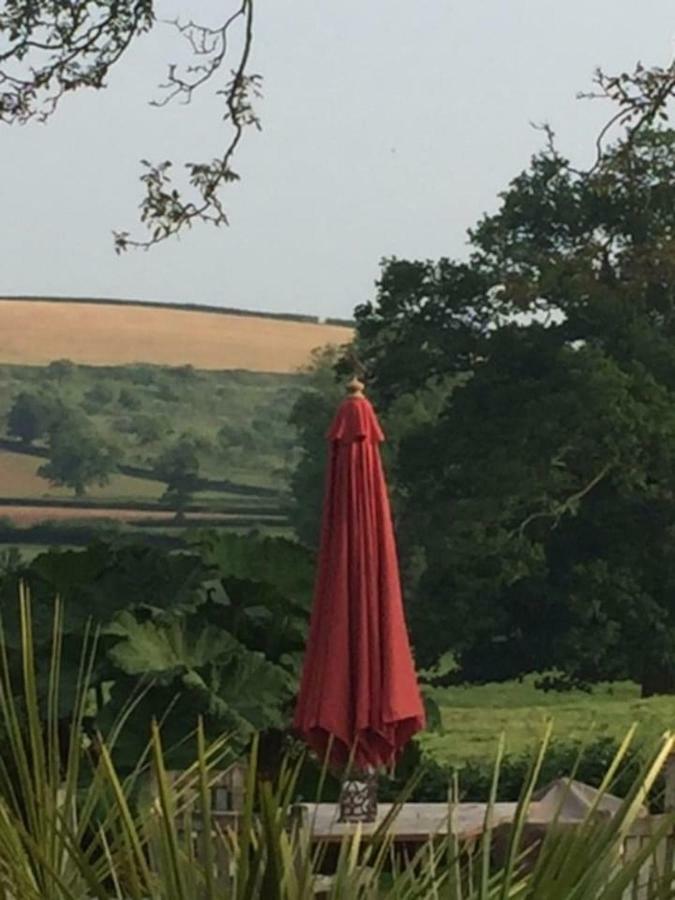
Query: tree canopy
[[39, 414, 120, 496], [292, 126, 675, 696], [153, 435, 201, 516], [6, 392, 55, 445]]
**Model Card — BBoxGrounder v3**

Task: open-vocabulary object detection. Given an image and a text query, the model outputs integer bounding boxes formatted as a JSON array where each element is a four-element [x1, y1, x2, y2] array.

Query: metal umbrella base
[[338, 770, 378, 823]]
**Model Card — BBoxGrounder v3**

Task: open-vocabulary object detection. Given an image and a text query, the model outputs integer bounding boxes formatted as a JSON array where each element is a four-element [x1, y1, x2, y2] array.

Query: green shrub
[[124, 412, 172, 445], [119, 386, 142, 410], [380, 735, 657, 808], [84, 381, 116, 408], [126, 363, 159, 386], [157, 382, 180, 402]]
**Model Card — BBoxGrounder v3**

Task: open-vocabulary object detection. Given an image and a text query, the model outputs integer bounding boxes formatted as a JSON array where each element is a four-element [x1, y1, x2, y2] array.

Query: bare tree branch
[[151, 8, 246, 108], [514, 461, 613, 538]]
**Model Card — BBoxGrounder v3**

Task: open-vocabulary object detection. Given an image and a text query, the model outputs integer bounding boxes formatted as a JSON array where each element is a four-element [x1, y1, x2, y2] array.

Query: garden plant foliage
[[0, 592, 673, 897], [0, 532, 314, 771]]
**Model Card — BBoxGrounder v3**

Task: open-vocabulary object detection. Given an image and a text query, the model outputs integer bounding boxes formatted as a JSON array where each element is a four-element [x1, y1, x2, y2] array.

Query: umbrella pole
[[338, 767, 378, 823]]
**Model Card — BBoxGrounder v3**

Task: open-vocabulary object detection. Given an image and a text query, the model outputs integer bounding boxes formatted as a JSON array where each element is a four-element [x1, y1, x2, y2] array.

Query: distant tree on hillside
[[217, 422, 241, 447], [127, 366, 158, 387], [39, 420, 119, 497], [250, 387, 300, 456], [156, 384, 180, 403], [119, 388, 142, 411], [174, 364, 198, 382], [6, 392, 55, 446], [288, 346, 344, 547], [218, 421, 256, 454], [153, 436, 201, 519], [84, 382, 116, 410], [46, 359, 76, 383], [125, 414, 172, 446]]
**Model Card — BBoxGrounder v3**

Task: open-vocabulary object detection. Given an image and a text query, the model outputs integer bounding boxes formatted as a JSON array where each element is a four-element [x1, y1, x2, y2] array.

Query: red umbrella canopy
[[293, 383, 425, 772]]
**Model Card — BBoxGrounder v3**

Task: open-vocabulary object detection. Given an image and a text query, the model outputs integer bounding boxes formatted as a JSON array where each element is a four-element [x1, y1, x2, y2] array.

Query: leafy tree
[[153, 435, 201, 516], [39, 418, 119, 496], [218, 422, 257, 455], [83, 382, 116, 410], [186, 431, 214, 455], [46, 359, 76, 382], [217, 421, 242, 447], [157, 383, 180, 403], [125, 413, 171, 445], [127, 365, 158, 387], [173, 364, 198, 381], [6, 392, 55, 445], [298, 127, 675, 696], [118, 387, 142, 411], [288, 346, 344, 547], [289, 339, 458, 558]]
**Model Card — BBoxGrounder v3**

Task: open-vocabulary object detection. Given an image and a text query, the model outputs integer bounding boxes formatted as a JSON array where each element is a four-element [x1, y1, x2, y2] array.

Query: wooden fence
[[620, 816, 675, 899]]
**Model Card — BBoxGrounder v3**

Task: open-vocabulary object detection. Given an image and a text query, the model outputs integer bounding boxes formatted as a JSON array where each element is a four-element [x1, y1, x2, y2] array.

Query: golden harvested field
[[0, 450, 163, 502], [0, 299, 353, 372]]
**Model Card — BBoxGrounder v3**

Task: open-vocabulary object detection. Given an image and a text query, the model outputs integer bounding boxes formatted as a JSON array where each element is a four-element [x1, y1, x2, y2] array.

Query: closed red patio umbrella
[[293, 379, 425, 774]]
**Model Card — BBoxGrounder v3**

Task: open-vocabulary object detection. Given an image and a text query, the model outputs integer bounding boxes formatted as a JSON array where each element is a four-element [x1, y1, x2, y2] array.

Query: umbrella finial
[[347, 376, 365, 398]]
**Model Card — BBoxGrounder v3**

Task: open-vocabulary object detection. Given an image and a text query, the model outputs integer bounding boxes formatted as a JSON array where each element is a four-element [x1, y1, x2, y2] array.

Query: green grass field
[[423, 677, 675, 766]]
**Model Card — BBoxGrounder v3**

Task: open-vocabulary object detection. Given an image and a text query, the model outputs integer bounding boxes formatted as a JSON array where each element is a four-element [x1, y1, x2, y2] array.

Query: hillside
[[0, 298, 353, 372]]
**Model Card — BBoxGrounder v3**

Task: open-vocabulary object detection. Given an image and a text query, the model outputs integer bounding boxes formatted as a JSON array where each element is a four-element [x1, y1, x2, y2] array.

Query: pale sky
[[1, 1, 673, 319]]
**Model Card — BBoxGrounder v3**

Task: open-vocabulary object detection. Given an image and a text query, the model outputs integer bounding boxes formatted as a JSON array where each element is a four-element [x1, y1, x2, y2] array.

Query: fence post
[[665, 753, 675, 813]]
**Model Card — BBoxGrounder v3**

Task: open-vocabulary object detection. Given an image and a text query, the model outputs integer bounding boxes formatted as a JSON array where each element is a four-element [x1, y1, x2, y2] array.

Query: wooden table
[[298, 801, 552, 844]]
